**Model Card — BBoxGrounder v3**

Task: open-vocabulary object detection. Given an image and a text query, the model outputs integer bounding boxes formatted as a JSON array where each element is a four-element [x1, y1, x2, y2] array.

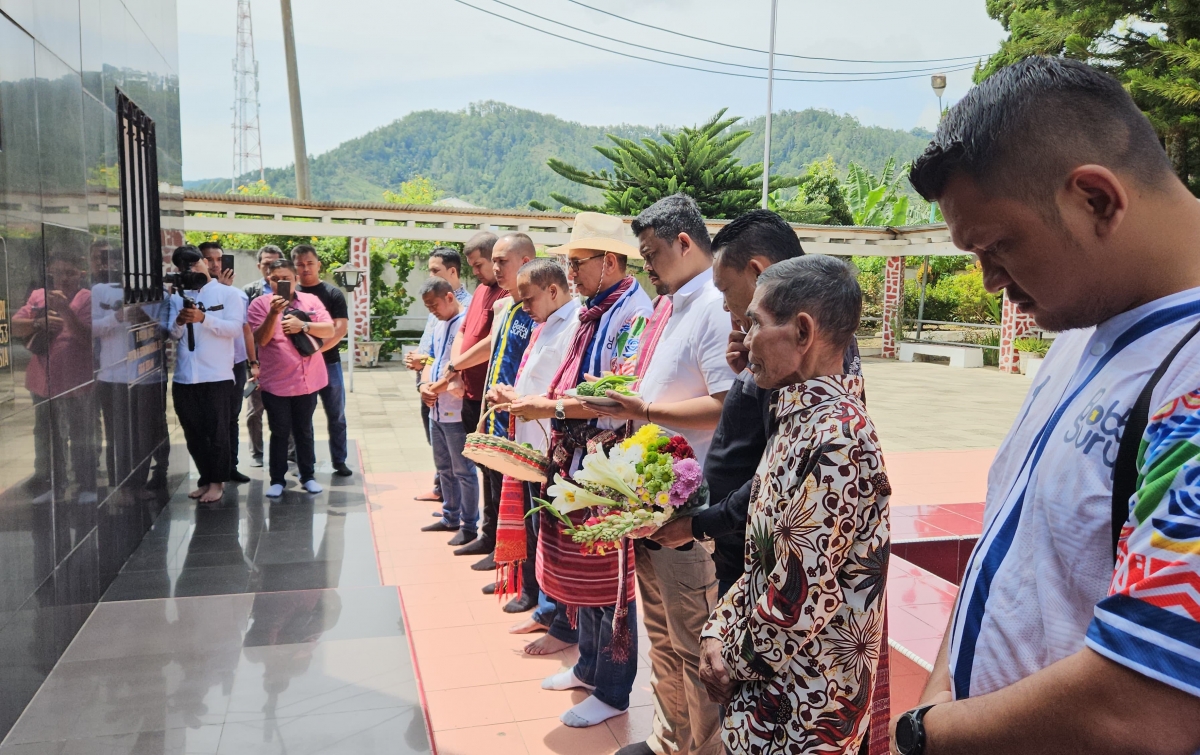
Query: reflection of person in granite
[[12, 251, 96, 503], [91, 239, 132, 490]]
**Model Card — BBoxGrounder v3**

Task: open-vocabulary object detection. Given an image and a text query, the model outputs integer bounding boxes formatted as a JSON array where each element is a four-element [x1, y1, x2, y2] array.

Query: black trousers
[[230, 361, 248, 470], [480, 466, 502, 548], [261, 391, 318, 486], [173, 381, 233, 486]]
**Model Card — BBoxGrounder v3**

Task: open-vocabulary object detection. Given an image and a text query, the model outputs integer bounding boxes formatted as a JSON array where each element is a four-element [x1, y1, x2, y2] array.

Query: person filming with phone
[[248, 258, 335, 499], [166, 245, 246, 504]]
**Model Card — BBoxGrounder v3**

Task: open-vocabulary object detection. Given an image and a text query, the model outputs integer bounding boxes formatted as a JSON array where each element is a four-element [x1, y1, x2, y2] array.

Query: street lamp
[[931, 73, 947, 119], [333, 263, 366, 393], [761, 0, 779, 209]]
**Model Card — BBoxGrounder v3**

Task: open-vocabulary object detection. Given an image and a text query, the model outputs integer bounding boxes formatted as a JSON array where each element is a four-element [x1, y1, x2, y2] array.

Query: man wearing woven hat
[[508, 212, 653, 728]]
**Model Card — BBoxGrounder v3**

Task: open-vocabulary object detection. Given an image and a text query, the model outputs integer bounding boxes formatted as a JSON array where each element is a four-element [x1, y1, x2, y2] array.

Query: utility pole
[[232, 0, 265, 191], [761, 0, 778, 209], [280, 0, 311, 200]]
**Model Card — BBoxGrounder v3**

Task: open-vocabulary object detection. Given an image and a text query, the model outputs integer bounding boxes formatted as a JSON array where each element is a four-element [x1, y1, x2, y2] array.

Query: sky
[[178, 0, 1007, 182]]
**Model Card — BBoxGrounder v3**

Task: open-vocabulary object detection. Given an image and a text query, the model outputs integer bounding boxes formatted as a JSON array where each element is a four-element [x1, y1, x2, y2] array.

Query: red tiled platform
[[887, 557, 960, 713]]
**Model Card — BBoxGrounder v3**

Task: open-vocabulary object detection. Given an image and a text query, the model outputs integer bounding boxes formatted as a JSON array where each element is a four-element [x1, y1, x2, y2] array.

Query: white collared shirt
[[231, 286, 250, 364], [514, 298, 582, 451], [638, 267, 737, 465], [167, 279, 245, 384]]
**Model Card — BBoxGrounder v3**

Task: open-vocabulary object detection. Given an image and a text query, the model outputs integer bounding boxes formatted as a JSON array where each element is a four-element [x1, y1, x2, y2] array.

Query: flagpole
[[761, 0, 778, 209]]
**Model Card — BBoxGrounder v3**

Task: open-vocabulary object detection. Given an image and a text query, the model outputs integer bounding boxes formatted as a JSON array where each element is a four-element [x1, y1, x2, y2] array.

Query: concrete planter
[[357, 341, 384, 368], [1025, 355, 1044, 381]]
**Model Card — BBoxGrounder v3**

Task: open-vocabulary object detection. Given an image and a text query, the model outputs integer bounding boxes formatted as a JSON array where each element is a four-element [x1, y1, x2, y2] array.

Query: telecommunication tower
[[232, 0, 265, 190]]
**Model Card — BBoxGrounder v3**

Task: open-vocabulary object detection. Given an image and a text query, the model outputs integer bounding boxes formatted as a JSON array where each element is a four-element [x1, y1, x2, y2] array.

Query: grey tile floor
[[0, 442, 431, 755]]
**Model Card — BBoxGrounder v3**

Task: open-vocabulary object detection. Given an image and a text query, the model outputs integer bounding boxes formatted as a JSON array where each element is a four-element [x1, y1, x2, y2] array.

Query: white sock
[[303, 479, 323, 494], [560, 695, 624, 728], [541, 668, 594, 691], [266, 483, 284, 498]]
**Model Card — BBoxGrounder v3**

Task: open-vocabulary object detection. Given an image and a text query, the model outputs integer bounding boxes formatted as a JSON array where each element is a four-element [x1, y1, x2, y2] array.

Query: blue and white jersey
[[949, 286, 1200, 701]]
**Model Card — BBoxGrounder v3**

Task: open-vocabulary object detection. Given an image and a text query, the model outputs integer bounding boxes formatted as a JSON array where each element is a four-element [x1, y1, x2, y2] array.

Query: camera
[[163, 268, 208, 291]]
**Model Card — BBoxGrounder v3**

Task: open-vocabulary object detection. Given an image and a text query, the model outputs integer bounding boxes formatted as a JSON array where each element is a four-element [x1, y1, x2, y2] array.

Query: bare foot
[[510, 617, 549, 635], [525, 634, 573, 656], [199, 483, 224, 503], [188, 485, 206, 499]]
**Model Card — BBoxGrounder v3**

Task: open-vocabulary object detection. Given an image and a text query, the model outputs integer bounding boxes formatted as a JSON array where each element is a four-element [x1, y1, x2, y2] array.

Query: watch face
[[895, 715, 918, 754]]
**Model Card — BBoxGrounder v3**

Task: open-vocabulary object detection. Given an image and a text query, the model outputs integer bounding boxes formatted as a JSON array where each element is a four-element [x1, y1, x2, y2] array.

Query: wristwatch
[[554, 398, 566, 421], [301, 321, 310, 334], [894, 704, 937, 755]]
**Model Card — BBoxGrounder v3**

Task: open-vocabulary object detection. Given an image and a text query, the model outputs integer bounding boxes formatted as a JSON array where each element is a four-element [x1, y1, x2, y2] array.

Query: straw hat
[[548, 212, 642, 260]]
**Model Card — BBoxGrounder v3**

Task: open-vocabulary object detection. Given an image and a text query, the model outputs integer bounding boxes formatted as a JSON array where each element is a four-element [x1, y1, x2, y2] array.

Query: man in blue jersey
[[889, 57, 1200, 755]]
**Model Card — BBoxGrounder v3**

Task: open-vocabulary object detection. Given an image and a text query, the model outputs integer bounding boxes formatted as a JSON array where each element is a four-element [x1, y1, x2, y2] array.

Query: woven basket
[[463, 403, 550, 483]]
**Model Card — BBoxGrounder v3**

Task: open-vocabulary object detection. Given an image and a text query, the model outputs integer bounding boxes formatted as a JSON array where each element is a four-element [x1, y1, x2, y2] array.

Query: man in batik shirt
[[701, 256, 890, 755]]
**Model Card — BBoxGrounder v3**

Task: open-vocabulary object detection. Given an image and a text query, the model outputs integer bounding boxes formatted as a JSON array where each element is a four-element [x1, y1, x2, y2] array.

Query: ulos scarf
[[494, 325, 544, 598], [547, 276, 637, 399]]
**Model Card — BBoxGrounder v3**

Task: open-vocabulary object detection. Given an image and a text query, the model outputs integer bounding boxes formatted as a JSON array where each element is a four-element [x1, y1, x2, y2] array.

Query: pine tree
[[532, 109, 800, 218]]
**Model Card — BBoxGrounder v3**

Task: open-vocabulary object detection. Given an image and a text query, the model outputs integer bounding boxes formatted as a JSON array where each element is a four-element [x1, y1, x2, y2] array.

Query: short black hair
[[268, 258, 296, 273], [429, 247, 462, 274], [631, 194, 712, 254], [420, 276, 453, 298], [290, 244, 319, 263], [910, 56, 1173, 204], [258, 244, 283, 262], [518, 258, 568, 290], [464, 231, 498, 260], [757, 255, 861, 350], [712, 209, 803, 270], [198, 241, 222, 255], [172, 245, 203, 271]]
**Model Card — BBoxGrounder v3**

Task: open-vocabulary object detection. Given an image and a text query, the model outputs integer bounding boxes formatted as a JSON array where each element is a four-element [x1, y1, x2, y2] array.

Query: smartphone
[[276, 280, 292, 300], [221, 254, 235, 274]]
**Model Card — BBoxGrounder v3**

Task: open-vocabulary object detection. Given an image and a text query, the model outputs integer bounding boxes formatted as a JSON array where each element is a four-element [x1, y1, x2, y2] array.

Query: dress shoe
[[333, 463, 353, 477], [481, 582, 496, 595], [470, 554, 496, 571], [447, 530, 477, 547], [414, 490, 442, 502], [229, 470, 251, 483], [503, 594, 538, 613], [454, 538, 494, 557], [421, 520, 459, 533]]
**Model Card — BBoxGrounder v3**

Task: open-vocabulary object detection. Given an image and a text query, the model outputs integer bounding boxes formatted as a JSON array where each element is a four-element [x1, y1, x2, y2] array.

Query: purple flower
[[668, 458, 702, 507]]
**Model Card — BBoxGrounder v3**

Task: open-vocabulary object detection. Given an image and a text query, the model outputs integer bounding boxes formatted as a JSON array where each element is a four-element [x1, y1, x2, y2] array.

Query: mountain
[[188, 101, 933, 209]]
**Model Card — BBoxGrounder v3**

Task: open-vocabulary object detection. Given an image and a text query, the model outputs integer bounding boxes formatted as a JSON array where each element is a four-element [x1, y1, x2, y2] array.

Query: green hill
[[187, 101, 933, 209]]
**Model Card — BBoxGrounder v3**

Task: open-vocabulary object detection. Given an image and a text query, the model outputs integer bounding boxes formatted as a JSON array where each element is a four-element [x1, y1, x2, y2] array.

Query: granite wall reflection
[[0, 0, 183, 737]]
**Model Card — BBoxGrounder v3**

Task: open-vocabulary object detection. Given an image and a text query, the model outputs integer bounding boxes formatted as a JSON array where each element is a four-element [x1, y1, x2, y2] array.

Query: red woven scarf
[[548, 276, 636, 399]]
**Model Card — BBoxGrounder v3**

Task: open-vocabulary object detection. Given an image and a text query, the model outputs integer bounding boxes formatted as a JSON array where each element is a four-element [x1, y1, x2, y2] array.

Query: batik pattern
[[702, 374, 890, 755], [1088, 388, 1200, 696]]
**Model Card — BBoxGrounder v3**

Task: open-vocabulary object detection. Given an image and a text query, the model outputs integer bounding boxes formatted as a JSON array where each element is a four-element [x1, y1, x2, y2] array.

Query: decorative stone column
[[349, 237, 371, 362], [880, 256, 905, 359], [999, 290, 1036, 374]]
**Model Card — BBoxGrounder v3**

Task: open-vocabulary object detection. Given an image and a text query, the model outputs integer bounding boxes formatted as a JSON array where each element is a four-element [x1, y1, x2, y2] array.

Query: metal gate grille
[[116, 90, 163, 303]]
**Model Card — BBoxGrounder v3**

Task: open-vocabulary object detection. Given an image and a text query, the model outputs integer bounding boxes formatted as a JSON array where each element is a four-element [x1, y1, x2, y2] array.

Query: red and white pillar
[[349, 237, 371, 363], [880, 256, 905, 359], [998, 290, 1035, 374]]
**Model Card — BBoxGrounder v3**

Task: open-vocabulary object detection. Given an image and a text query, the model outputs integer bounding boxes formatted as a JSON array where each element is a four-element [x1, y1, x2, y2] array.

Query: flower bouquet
[[531, 424, 708, 553]]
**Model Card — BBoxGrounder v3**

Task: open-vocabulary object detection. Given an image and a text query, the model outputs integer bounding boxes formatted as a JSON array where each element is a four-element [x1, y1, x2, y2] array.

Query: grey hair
[[756, 255, 861, 349], [258, 244, 283, 262], [631, 194, 712, 254], [420, 276, 453, 298], [518, 257, 568, 290]]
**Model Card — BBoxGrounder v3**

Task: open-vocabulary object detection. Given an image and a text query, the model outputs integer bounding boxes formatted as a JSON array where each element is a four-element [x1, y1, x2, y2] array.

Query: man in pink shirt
[[248, 259, 335, 498]]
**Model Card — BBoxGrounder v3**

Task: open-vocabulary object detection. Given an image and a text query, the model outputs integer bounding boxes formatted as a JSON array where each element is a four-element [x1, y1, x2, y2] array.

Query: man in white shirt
[[594, 194, 735, 755], [888, 57, 1200, 755], [166, 246, 246, 504], [490, 258, 581, 620]]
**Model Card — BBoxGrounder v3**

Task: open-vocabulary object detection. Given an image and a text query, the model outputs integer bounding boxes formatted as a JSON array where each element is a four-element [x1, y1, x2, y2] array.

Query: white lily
[[545, 474, 617, 515], [573, 446, 641, 502]]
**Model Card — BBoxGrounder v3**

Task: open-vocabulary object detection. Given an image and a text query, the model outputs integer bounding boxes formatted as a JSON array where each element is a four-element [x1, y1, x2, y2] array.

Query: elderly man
[[699, 255, 890, 755], [887, 57, 1200, 755], [595, 194, 735, 755]]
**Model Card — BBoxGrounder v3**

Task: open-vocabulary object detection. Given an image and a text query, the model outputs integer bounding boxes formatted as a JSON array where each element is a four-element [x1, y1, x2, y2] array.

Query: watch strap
[[897, 704, 936, 755]]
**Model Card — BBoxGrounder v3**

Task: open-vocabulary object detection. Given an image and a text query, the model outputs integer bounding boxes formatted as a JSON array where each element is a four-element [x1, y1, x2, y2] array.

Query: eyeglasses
[[567, 253, 606, 272]]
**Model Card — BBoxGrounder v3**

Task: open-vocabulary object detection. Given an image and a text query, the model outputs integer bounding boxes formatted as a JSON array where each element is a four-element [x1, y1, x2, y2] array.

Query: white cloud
[[179, 0, 1004, 180]]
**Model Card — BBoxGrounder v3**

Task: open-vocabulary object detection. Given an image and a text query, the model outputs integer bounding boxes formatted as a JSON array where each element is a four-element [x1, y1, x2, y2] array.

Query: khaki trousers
[[635, 541, 723, 755]]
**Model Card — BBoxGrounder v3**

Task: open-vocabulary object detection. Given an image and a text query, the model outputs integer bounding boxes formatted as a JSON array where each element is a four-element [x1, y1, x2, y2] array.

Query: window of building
[[116, 90, 163, 303]]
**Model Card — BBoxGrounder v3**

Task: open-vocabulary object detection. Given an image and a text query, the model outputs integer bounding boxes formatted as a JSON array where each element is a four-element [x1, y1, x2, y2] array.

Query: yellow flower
[[622, 424, 662, 452]]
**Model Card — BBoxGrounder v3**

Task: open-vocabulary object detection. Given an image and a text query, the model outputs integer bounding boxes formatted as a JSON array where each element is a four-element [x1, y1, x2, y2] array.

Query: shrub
[[1014, 337, 1052, 357]]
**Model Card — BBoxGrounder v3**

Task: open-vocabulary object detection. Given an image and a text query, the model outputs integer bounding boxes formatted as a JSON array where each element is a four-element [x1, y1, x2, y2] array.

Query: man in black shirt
[[292, 244, 353, 477], [650, 210, 860, 596]]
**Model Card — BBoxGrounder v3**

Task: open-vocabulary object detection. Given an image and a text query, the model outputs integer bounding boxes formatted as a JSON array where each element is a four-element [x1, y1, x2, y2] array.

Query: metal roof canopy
[[182, 191, 963, 257]]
